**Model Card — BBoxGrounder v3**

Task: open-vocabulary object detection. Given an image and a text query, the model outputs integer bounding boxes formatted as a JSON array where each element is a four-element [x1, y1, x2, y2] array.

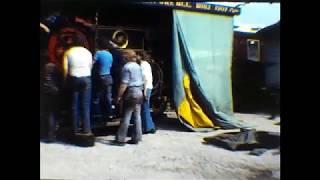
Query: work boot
[[110, 140, 126, 146], [82, 132, 94, 136], [269, 114, 276, 120], [127, 139, 139, 145], [44, 135, 56, 143], [144, 128, 156, 134]]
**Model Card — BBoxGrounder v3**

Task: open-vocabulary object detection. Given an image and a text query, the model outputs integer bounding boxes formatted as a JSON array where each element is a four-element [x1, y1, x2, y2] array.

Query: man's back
[[121, 62, 144, 87], [140, 61, 153, 89], [65, 46, 92, 77], [94, 50, 113, 75]]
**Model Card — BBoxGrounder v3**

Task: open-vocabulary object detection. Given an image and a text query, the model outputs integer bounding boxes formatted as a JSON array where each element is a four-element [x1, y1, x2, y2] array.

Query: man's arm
[[117, 66, 129, 103], [109, 40, 119, 48], [93, 51, 98, 64], [89, 52, 93, 70], [75, 17, 94, 28], [117, 83, 128, 103], [143, 62, 153, 99], [62, 52, 69, 80]]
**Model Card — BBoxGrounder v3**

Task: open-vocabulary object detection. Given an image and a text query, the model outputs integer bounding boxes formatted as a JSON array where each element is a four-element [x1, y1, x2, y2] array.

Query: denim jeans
[[70, 76, 92, 134], [94, 75, 113, 118], [141, 88, 155, 132], [116, 87, 143, 143]]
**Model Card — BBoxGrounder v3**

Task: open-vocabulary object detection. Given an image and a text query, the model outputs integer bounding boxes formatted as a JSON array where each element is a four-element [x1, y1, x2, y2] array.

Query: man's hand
[[116, 97, 122, 105], [117, 83, 128, 102]]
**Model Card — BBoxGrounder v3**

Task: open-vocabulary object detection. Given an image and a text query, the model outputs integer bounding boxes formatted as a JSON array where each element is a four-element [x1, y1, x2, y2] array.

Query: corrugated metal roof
[[257, 21, 280, 34], [234, 25, 261, 33]]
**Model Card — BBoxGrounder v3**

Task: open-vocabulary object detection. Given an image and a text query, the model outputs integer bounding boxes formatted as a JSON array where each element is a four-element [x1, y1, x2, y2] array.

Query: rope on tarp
[[40, 22, 50, 33]]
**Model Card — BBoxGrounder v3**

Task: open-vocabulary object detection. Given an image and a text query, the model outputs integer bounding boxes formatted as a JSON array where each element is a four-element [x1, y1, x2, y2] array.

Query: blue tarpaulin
[[172, 10, 251, 130]]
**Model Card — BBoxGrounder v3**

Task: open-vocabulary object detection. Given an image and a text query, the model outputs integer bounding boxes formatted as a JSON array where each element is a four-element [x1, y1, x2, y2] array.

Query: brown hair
[[122, 49, 137, 62], [138, 50, 152, 64]]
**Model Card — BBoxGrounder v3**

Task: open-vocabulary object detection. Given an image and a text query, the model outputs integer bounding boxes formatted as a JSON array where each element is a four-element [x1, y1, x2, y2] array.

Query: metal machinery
[[94, 25, 168, 119], [41, 15, 169, 128]]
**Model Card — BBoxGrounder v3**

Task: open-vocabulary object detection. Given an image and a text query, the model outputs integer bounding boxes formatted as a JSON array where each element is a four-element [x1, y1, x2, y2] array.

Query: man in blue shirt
[[113, 49, 144, 146], [93, 38, 114, 120]]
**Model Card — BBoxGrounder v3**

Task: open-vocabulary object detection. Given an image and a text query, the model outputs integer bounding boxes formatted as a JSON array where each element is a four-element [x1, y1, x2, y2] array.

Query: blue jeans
[[141, 89, 155, 132], [70, 76, 92, 134], [94, 75, 113, 118]]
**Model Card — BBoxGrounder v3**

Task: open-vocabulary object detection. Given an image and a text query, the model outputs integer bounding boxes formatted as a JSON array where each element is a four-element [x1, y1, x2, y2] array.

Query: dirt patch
[[41, 113, 280, 180]]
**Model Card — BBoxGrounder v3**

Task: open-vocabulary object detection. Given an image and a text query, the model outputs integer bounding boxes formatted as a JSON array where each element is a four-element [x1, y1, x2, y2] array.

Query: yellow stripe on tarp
[[177, 74, 214, 128]]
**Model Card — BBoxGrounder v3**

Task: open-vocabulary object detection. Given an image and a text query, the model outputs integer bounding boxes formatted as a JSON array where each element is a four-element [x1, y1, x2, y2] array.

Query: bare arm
[[62, 52, 68, 80], [117, 83, 128, 103], [75, 17, 94, 28]]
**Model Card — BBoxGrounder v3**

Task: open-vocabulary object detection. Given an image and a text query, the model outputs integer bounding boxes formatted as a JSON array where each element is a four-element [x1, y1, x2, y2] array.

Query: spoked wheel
[[151, 96, 168, 118], [149, 59, 167, 118]]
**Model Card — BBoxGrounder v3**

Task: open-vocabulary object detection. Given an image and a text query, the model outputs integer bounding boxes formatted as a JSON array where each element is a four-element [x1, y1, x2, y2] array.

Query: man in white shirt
[[63, 37, 93, 135], [139, 51, 156, 134]]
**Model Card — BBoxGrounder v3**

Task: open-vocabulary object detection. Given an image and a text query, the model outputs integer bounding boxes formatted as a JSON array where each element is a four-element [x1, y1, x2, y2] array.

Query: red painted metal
[[48, 27, 90, 68]]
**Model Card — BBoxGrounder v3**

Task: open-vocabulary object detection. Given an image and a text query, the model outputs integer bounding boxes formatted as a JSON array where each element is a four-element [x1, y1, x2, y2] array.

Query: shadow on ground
[[40, 114, 190, 147], [154, 114, 191, 132]]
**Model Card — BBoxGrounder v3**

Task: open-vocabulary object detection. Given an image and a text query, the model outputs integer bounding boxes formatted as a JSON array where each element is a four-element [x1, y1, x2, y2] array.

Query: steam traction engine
[[44, 16, 167, 128]]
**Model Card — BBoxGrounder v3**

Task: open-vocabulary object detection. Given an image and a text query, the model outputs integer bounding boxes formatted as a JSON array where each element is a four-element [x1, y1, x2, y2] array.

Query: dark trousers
[[69, 76, 92, 134], [94, 75, 113, 118], [116, 104, 142, 143], [268, 87, 280, 119], [42, 95, 59, 138]]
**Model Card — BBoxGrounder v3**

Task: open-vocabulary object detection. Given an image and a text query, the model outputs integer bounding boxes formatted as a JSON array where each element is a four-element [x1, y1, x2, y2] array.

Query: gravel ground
[[40, 113, 280, 180]]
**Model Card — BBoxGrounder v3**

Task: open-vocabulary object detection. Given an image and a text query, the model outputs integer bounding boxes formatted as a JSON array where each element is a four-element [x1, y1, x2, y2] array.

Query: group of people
[[41, 35, 156, 145]]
